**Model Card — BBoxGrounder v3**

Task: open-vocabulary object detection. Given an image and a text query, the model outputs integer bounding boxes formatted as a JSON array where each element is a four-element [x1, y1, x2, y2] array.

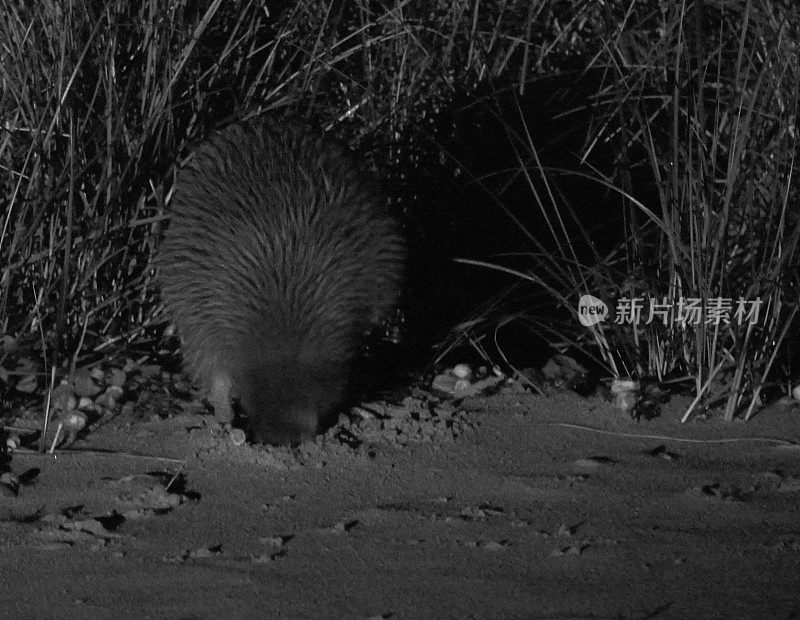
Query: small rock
[[107, 368, 127, 388], [15, 373, 38, 394], [230, 429, 247, 446], [105, 385, 124, 400], [74, 368, 102, 397], [51, 383, 75, 412], [77, 396, 95, 412], [452, 364, 472, 379]]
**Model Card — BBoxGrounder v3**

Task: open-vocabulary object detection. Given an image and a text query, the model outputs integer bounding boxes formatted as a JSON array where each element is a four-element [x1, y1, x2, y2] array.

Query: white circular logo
[[577, 294, 608, 326]]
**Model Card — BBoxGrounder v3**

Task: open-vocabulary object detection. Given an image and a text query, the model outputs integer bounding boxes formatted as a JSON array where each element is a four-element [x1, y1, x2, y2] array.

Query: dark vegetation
[[1, 0, 799, 426]]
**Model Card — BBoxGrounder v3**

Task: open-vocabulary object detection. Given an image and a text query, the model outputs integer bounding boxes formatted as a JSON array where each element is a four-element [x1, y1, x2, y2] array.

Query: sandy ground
[[1, 385, 800, 619]]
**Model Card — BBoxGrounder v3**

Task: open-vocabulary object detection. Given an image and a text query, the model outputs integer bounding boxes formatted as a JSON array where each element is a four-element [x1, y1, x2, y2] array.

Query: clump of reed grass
[[448, 0, 800, 421], [589, 0, 800, 420]]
